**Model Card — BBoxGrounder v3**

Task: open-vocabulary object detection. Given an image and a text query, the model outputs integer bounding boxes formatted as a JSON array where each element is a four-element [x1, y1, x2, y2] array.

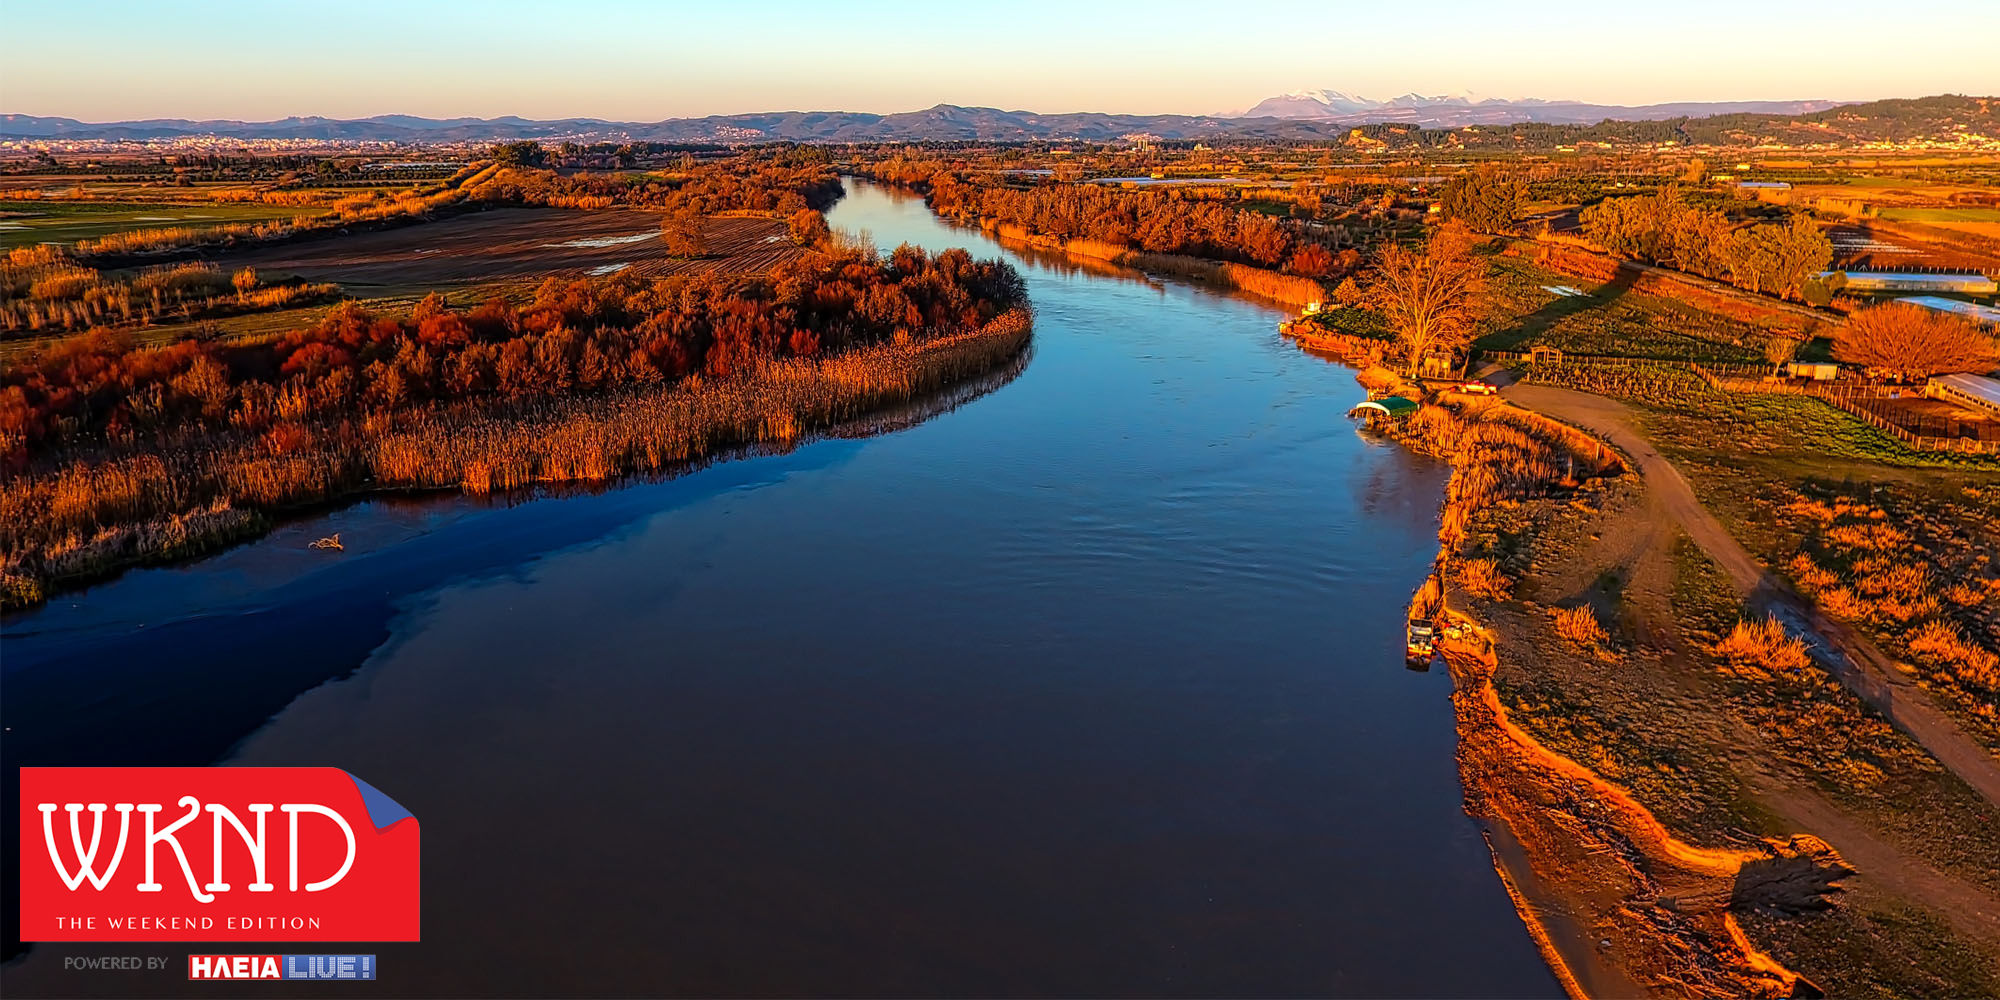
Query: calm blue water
[[2, 181, 1557, 997]]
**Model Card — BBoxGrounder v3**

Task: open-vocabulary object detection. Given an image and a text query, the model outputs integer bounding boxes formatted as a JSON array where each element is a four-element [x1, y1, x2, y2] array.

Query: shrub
[[1552, 605, 1611, 650], [1908, 620, 2000, 694], [1458, 557, 1511, 599], [1715, 616, 1812, 677]]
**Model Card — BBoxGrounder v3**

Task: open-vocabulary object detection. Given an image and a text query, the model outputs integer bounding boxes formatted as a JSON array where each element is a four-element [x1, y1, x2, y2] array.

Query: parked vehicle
[[1455, 380, 1499, 395]]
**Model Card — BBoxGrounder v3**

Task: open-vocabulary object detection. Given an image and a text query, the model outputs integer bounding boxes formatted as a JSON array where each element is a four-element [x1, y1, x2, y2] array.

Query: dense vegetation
[[0, 243, 1029, 605], [1831, 302, 1998, 380], [2, 244, 1023, 464], [463, 154, 840, 214], [918, 172, 1358, 279], [1579, 187, 1832, 300]]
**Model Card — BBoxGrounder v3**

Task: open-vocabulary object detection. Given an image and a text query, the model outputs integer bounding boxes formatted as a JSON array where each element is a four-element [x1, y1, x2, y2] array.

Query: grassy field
[[1473, 258, 1770, 362], [1456, 461, 2000, 996], [1514, 360, 2000, 751], [1876, 207, 2000, 224], [0, 209, 803, 360], [1519, 362, 1997, 470], [0, 200, 320, 249]]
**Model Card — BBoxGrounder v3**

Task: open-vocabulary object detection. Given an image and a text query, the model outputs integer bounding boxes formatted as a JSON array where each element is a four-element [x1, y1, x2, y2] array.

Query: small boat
[[1406, 617, 1437, 663], [1350, 395, 1419, 422]]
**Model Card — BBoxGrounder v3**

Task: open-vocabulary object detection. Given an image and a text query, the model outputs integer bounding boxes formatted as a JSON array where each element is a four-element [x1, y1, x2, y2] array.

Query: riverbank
[[1354, 374, 1848, 997], [0, 309, 1032, 609], [1352, 363, 2000, 996], [963, 219, 1327, 307], [6, 178, 1565, 997]]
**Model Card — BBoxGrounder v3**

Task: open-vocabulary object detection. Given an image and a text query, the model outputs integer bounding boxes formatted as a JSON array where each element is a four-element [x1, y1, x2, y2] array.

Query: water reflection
[[1, 181, 1557, 998]]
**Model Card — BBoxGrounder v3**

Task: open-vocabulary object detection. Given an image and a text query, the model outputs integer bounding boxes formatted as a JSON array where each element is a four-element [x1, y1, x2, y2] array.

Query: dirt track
[[198, 208, 803, 289], [1497, 380, 2000, 811]]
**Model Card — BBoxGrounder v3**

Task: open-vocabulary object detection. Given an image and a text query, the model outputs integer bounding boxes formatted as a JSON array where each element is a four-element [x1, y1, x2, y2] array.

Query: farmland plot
[[199, 208, 803, 290]]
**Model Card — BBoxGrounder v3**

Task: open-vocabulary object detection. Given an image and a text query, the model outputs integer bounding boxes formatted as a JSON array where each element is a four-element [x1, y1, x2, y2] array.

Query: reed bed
[[2, 250, 337, 334], [1391, 395, 1624, 552], [0, 309, 1031, 607]]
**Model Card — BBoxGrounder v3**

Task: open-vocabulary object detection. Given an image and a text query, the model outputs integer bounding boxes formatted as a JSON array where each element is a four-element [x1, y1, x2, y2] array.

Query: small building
[[1736, 181, 1792, 190], [1898, 295, 2000, 327], [1926, 373, 2000, 416], [1829, 271, 1999, 295], [1787, 361, 1840, 381]]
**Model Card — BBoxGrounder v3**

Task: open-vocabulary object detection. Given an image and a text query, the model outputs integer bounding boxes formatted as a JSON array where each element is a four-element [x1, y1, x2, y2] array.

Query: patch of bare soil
[[1341, 361, 2000, 995], [1500, 383, 2000, 811], [1450, 472, 2000, 997]]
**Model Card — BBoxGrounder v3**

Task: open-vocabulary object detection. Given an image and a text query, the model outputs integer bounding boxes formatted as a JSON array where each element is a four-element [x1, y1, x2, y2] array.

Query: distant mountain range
[[2, 95, 1989, 146], [1236, 89, 1846, 126], [1, 108, 1252, 143]]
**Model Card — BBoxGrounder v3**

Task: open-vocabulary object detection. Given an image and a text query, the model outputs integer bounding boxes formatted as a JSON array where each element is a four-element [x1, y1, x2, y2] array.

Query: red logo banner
[[19, 767, 419, 941]]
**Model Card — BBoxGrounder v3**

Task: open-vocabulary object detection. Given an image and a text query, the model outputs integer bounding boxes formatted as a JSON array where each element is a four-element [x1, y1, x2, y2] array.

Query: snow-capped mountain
[[1240, 89, 1382, 117], [1236, 90, 1841, 126]]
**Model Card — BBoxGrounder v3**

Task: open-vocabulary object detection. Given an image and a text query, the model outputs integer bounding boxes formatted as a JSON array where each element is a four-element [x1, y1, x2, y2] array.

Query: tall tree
[[1440, 167, 1524, 234], [1366, 221, 1488, 377], [787, 208, 831, 248], [1832, 303, 1998, 381], [660, 212, 708, 258], [489, 141, 547, 168], [1765, 334, 1800, 371], [1727, 214, 1831, 300]]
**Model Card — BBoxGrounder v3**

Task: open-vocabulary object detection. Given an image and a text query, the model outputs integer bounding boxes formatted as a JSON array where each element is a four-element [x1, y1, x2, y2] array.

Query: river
[[1, 180, 1558, 997]]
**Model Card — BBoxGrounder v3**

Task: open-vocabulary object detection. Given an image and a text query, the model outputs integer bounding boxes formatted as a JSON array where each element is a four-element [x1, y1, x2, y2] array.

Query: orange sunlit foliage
[[1831, 302, 2000, 380], [1, 245, 1026, 465], [920, 172, 1350, 279]]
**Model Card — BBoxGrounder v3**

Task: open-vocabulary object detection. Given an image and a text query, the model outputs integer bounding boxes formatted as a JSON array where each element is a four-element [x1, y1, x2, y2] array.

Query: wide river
[[2, 181, 1557, 997]]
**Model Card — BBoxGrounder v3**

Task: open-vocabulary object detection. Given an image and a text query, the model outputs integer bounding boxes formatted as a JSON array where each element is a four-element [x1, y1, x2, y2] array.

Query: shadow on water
[[0, 348, 1029, 961]]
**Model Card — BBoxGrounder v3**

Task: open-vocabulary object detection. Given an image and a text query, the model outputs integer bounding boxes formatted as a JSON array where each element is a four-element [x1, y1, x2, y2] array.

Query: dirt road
[[1497, 381, 2000, 811]]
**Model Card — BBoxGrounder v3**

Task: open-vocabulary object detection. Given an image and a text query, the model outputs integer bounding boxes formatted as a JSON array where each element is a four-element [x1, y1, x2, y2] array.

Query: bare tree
[[1832, 303, 1998, 381], [1365, 221, 1488, 377], [1765, 335, 1800, 371]]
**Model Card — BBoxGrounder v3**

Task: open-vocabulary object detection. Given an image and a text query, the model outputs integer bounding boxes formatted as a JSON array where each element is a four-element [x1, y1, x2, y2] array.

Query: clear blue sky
[[7, 0, 1997, 121]]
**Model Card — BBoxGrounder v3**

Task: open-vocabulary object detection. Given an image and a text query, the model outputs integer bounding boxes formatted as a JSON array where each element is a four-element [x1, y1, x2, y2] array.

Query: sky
[[6, 0, 1998, 122]]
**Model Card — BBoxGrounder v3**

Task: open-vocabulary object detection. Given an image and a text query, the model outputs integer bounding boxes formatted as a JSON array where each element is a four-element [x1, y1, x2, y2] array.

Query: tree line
[[920, 173, 1359, 279], [1579, 186, 1832, 301], [0, 244, 1026, 467]]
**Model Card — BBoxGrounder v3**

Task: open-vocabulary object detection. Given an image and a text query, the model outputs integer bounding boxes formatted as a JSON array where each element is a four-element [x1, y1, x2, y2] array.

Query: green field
[[1471, 258, 1769, 363], [0, 200, 320, 249], [1875, 206, 2000, 223], [1519, 361, 1999, 472]]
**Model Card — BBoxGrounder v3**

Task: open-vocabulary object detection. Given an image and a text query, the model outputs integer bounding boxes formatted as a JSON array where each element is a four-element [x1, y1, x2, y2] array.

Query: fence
[[1692, 365, 2000, 455], [1480, 349, 1768, 378]]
